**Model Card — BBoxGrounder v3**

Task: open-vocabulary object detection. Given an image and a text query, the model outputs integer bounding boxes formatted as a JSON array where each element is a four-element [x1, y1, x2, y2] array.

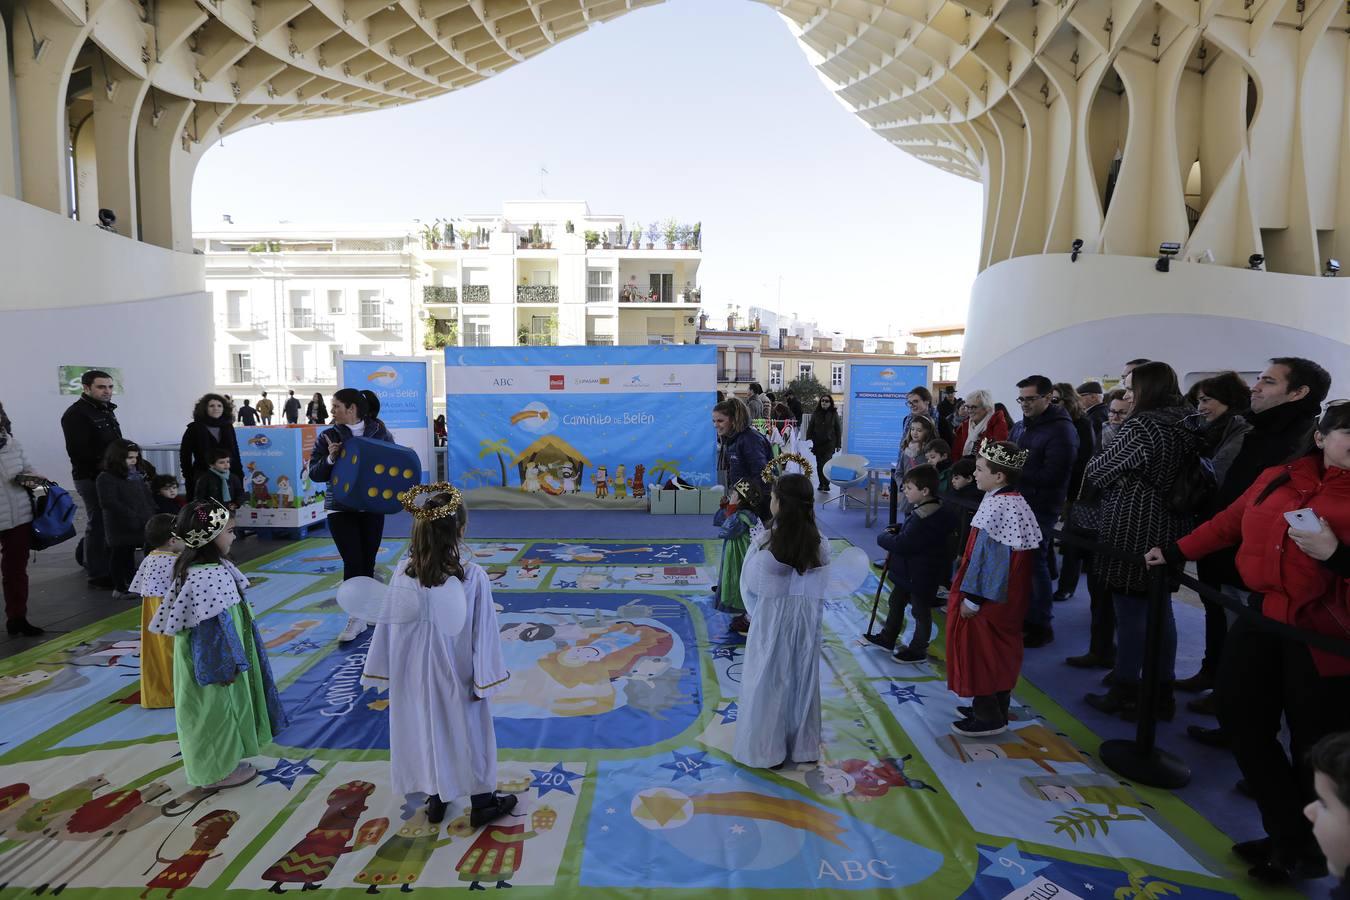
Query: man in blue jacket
[[1010, 375, 1078, 647]]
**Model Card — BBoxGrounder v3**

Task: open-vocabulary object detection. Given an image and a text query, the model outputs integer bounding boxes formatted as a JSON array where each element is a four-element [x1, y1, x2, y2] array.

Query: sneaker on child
[[338, 616, 369, 643]]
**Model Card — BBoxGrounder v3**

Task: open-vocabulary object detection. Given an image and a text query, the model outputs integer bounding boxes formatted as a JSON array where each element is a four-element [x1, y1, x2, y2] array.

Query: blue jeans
[[1025, 511, 1058, 628], [1112, 592, 1177, 685]]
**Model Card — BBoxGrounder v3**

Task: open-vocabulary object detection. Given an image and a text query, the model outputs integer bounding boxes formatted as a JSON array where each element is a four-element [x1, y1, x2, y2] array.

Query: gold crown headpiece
[[978, 439, 1029, 470], [762, 453, 815, 483], [399, 482, 463, 522], [177, 500, 231, 549]]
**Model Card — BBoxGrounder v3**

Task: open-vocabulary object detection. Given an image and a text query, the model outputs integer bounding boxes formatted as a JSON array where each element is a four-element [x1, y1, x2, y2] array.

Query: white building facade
[[197, 201, 703, 403]]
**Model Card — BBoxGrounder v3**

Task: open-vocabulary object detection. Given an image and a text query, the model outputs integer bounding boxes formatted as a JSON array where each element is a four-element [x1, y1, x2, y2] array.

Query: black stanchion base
[[1100, 739, 1191, 789]]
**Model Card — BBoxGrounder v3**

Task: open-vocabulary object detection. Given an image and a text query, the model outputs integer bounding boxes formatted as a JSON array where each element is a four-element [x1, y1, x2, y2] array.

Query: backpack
[[1166, 425, 1217, 516], [29, 483, 77, 551]]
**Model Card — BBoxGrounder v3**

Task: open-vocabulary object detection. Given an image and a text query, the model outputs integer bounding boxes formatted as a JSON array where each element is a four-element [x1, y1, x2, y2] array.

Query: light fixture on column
[[1070, 238, 1083, 262], [1155, 242, 1181, 273], [1248, 254, 1264, 270]]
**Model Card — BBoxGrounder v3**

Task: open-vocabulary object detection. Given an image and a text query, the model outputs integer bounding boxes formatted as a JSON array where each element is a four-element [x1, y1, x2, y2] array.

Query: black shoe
[[951, 717, 1006, 737], [1235, 779, 1253, 798], [86, 576, 114, 589], [863, 632, 895, 651], [1023, 625, 1054, 648], [1052, 591, 1073, 602], [1190, 723, 1227, 746], [893, 646, 928, 663], [1101, 670, 1116, 686], [1085, 684, 1137, 716], [5, 618, 44, 637], [1122, 685, 1175, 722], [1233, 837, 1272, 864], [1187, 692, 1217, 715], [1186, 725, 1230, 748], [426, 794, 447, 824], [1175, 670, 1214, 693], [1065, 652, 1114, 669], [1249, 848, 1328, 884], [728, 614, 750, 635], [956, 705, 973, 719], [469, 793, 518, 828]]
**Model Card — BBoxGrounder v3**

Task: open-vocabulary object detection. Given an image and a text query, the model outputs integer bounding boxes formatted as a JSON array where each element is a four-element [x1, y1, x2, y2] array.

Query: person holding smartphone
[[1144, 400, 1350, 886]]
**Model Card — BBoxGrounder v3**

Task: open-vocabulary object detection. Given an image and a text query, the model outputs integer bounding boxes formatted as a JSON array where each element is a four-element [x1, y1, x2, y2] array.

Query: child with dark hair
[[714, 478, 762, 634], [151, 475, 184, 516], [1307, 731, 1350, 893], [149, 501, 287, 789], [945, 441, 1041, 737], [733, 473, 832, 769], [924, 439, 953, 492], [942, 456, 985, 589], [361, 485, 515, 827], [193, 449, 239, 509], [96, 439, 158, 600], [131, 514, 182, 708], [866, 464, 957, 663]]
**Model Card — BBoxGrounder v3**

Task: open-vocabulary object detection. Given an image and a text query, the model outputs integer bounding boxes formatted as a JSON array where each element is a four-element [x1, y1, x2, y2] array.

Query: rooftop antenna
[[538, 163, 549, 197]]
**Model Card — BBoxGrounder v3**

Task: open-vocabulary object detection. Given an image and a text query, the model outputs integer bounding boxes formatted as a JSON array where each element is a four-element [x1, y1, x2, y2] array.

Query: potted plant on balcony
[[457, 227, 473, 250], [691, 221, 701, 250], [601, 228, 612, 250], [676, 224, 692, 250], [565, 220, 575, 234], [646, 223, 659, 250], [584, 230, 599, 249], [630, 223, 642, 249], [663, 218, 678, 250]]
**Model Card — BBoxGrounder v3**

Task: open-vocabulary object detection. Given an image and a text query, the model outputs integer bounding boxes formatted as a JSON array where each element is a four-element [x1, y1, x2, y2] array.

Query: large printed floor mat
[[0, 537, 1289, 898]]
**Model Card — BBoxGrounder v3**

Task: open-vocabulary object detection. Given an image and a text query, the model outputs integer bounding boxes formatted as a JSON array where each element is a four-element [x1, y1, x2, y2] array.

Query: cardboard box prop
[[330, 436, 421, 514], [238, 426, 326, 528]]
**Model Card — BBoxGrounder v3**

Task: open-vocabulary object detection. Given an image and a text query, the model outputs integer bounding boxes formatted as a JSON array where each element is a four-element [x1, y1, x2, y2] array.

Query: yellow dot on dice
[[367, 487, 378, 497], [351, 455, 358, 464], [402, 468, 414, 479], [374, 464, 386, 474], [382, 489, 393, 499], [342, 483, 350, 492]]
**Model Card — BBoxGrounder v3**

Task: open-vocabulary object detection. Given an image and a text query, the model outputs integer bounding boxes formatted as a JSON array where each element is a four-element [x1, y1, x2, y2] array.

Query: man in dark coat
[[1187, 357, 1331, 748], [238, 400, 259, 427], [1078, 381, 1106, 450], [283, 391, 302, 425], [60, 370, 122, 587], [1010, 374, 1079, 647]]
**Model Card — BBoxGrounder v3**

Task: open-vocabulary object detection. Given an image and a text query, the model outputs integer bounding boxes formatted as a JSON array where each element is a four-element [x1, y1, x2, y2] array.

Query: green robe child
[[714, 502, 757, 614]]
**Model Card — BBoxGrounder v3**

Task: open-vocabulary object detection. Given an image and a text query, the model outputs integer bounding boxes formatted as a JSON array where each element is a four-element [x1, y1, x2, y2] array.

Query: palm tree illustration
[[648, 458, 681, 484], [1114, 874, 1180, 899], [479, 439, 513, 486]]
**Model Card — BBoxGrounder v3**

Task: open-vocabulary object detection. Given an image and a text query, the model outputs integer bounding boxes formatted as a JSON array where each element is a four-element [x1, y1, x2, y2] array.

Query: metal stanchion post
[[1100, 567, 1191, 788]]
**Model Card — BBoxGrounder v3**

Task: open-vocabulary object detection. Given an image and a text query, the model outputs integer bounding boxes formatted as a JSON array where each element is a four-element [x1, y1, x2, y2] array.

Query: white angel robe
[[361, 560, 510, 801], [732, 534, 833, 769]]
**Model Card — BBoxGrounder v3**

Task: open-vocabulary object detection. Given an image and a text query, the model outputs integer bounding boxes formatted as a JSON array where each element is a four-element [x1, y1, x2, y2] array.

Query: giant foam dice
[[330, 437, 422, 514]]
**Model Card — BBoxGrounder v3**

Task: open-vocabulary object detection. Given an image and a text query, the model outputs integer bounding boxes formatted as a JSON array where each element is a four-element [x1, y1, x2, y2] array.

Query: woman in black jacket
[[309, 388, 397, 644], [96, 439, 157, 599], [1052, 383, 1097, 600], [712, 398, 772, 522], [179, 394, 243, 504], [805, 396, 843, 492], [306, 392, 328, 425]]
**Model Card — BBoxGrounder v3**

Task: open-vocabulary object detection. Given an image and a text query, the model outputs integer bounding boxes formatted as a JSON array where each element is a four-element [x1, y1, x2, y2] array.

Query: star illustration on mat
[[883, 683, 925, 706], [660, 750, 719, 782], [711, 644, 739, 661], [977, 844, 1050, 888], [713, 701, 739, 724], [729, 824, 745, 835], [257, 757, 320, 790], [529, 763, 584, 797], [556, 579, 578, 589], [283, 638, 321, 655]]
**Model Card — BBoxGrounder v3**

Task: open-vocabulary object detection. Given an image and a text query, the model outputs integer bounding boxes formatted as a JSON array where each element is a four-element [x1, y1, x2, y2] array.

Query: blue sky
[[191, 0, 983, 336]]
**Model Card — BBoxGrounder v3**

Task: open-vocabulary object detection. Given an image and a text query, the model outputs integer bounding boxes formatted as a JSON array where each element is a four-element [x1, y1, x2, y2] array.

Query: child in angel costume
[[148, 500, 289, 788], [733, 473, 867, 769], [945, 440, 1042, 738], [357, 483, 517, 827], [712, 478, 761, 634], [130, 514, 182, 708]]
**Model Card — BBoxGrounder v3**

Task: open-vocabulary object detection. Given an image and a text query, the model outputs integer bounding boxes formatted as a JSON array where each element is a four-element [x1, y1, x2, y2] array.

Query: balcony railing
[[517, 285, 559, 304], [586, 337, 616, 346], [357, 318, 403, 337], [423, 285, 458, 304], [586, 286, 613, 303], [222, 368, 257, 384], [289, 314, 334, 336], [288, 368, 338, 384], [720, 370, 755, 383], [462, 285, 490, 303], [225, 319, 270, 337]]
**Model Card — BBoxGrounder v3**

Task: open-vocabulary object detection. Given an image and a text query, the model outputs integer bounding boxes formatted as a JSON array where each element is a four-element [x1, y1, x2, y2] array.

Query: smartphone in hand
[[1284, 508, 1320, 533]]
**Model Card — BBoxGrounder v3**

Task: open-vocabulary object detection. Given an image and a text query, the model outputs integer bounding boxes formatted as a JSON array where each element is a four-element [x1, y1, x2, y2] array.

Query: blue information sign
[[845, 363, 930, 465]]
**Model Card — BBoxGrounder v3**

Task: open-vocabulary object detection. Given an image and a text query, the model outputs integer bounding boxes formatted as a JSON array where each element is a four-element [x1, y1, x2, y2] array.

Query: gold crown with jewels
[[978, 439, 1029, 470]]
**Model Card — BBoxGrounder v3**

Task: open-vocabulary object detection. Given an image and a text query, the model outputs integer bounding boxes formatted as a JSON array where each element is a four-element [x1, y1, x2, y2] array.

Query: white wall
[[0, 194, 203, 311], [0, 291, 212, 485], [959, 254, 1348, 402]]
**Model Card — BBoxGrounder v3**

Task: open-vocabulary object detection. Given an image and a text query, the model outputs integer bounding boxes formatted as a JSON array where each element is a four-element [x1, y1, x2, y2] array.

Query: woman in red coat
[[952, 390, 1011, 458], [1146, 402, 1350, 885]]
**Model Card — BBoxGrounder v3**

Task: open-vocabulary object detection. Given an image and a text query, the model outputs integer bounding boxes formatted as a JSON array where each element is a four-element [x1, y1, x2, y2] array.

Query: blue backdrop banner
[[445, 346, 717, 508], [845, 363, 930, 466], [340, 357, 433, 480]]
